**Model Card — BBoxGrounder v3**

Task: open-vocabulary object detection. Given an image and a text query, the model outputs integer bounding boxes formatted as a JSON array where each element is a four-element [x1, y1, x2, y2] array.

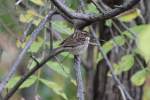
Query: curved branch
[[51, 0, 141, 28], [51, 0, 92, 20]]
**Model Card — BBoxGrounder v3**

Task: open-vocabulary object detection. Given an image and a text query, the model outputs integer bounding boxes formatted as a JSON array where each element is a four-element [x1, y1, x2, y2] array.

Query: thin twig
[[30, 54, 40, 66], [47, 28, 53, 51], [74, 55, 85, 100], [118, 85, 127, 100], [119, 21, 137, 38], [78, 0, 85, 12]]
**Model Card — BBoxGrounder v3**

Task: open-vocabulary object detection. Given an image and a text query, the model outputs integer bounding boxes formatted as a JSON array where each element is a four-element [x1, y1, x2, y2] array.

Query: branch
[[74, 55, 85, 100], [0, 10, 57, 94], [80, 0, 141, 28], [51, 0, 91, 20], [51, 0, 141, 27], [4, 47, 66, 100]]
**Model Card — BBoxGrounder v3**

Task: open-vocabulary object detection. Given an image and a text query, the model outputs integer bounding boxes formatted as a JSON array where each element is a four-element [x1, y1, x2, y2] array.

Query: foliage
[[112, 54, 134, 75], [131, 68, 150, 86]]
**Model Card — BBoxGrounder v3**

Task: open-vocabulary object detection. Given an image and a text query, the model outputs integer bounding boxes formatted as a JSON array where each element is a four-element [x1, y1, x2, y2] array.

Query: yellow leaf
[[117, 8, 141, 22], [16, 36, 30, 48], [33, 18, 42, 26], [19, 10, 43, 25], [71, 79, 76, 86], [30, 0, 45, 6]]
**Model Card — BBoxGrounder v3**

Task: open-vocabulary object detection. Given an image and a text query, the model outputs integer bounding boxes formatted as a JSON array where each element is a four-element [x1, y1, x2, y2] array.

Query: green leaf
[[6, 75, 37, 89], [113, 63, 123, 75], [97, 36, 125, 61], [110, 54, 134, 75], [65, 0, 79, 9], [122, 24, 150, 61], [105, 19, 112, 27], [137, 25, 150, 62], [70, 79, 76, 86], [117, 8, 141, 22], [29, 37, 43, 53], [131, 69, 147, 86], [102, 41, 113, 54], [122, 24, 150, 39], [60, 52, 74, 59], [52, 21, 73, 35], [40, 78, 68, 100], [85, 3, 99, 14], [46, 61, 70, 78], [119, 54, 134, 71], [113, 36, 125, 46]]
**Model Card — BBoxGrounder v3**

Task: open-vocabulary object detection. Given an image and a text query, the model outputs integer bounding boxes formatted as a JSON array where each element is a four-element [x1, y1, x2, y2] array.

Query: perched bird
[[59, 30, 90, 55]]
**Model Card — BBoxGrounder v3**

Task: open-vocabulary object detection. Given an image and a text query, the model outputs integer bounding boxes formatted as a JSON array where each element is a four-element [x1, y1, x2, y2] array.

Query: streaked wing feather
[[60, 30, 88, 47], [61, 38, 84, 47]]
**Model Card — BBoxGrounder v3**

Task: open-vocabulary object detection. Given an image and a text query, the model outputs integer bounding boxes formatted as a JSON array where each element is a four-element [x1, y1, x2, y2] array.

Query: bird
[[59, 30, 90, 55]]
